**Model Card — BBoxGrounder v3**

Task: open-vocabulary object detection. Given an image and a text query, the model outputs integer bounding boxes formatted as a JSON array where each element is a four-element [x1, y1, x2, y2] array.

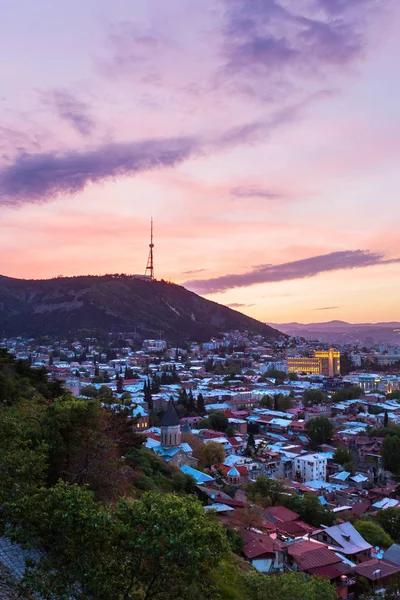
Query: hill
[[0, 274, 280, 343], [268, 320, 400, 345]]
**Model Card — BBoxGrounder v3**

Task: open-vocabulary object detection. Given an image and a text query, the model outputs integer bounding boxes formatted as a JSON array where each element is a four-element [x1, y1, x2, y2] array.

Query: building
[[288, 357, 321, 375], [314, 349, 341, 376], [293, 453, 327, 482], [288, 348, 340, 376]]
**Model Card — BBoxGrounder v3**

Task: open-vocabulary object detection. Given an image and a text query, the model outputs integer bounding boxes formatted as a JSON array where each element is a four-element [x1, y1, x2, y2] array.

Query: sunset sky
[[1, 0, 399, 324]]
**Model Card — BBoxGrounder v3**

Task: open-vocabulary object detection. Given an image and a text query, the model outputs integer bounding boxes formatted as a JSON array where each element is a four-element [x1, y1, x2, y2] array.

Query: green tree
[[9, 485, 229, 600], [196, 393, 206, 415], [332, 386, 362, 402], [260, 395, 273, 408], [80, 384, 98, 398], [354, 520, 393, 548], [333, 447, 354, 471], [196, 441, 225, 468], [376, 508, 400, 542], [209, 411, 229, 432], [283, 494, 335, 528], [245, 571, 336, 600], [0, 408, 48, 514], [381, 435, 400, 474], [303, 389, 328, 406], [246, 476, 283, 507], [305, 416, 334, 448]]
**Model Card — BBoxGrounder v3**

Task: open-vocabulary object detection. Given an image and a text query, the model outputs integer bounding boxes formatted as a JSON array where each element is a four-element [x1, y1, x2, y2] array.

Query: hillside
[[0, 274, 280, 343]]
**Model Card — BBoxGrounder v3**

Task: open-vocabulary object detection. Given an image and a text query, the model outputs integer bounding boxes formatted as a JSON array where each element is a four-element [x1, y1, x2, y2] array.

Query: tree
[[333, 447, 354, 472], [246, 476, 283, 507], [116, 376, 124, 394], [260, 395, 273, 409], [303, 389, 328, 406], [209, 411, 229, 432], [196, 393, 205, 415], [0, 408, 48, 513], [282, 494, 335, 528], [384, 411, 389, 427], [376, 508, 400, 542], [187, 390, 196, 413], [144, 379, 153, 412], [305, 417, 334, 448], [225, 427, 235, 438], [196, 441, 225, 468], [354, 520, 394, 548], [80, 384, 98, 398], [332, 386, 362, 402], [245, 571, 336, 600], [381, 435, 400, 474], [97, 385, 113, 402], [9, 485, 229, 600]]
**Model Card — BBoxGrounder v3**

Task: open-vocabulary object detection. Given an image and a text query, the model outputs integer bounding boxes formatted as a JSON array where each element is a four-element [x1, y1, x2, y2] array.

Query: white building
[[293, 453, 327, 482]]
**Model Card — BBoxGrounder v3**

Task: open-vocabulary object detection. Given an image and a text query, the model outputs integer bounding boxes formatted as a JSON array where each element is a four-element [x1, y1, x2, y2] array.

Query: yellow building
[[314, 348, 341, 377], [288, 348, 340, 376]]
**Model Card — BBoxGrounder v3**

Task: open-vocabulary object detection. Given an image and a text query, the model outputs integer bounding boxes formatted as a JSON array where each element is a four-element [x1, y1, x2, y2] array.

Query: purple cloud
[[227, 302, 255, 308], [315, 306, 340, 311], [44, 90, 96, 137], [185, 250, 400, 294], [221, 0, 379, 86], [231, 186, 283, 199], [0, 136, 199, 205]]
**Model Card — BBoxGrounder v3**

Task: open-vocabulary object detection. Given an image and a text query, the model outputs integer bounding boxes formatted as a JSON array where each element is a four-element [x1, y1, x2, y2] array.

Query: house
[[354, 558, 400, 590], [241, 530, 284, 573], [311, 522, 372, 562], [293, 453, 327, 482]]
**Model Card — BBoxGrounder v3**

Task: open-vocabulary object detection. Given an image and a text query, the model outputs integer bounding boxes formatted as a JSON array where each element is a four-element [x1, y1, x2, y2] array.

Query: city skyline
[[1, 0, 400, 323]]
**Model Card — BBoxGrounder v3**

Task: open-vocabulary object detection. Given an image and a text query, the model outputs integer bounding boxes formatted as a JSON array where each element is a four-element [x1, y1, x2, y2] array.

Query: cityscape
[[1, 1, 400, 599]]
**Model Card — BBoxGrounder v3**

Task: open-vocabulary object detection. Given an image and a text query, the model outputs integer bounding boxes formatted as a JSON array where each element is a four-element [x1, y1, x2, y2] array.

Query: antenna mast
[[145, 218, 154, 280]]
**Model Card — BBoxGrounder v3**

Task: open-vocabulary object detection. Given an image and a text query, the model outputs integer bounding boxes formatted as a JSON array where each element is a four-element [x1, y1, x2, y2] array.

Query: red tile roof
[[355, 558, 400, 581], [288, 540, 327, 556], [296, 548, 340, 571], [266, 506, 299, 522]]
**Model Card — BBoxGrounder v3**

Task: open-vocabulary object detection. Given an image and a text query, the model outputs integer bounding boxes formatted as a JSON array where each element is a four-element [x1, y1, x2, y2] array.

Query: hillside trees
[[245, 571, 336, 600], [7, 483, 229, 600]]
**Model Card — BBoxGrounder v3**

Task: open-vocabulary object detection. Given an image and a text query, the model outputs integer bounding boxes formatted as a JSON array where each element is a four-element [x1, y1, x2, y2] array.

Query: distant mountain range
[[0, 274, 281, 344], [267, 320, 400, 345]]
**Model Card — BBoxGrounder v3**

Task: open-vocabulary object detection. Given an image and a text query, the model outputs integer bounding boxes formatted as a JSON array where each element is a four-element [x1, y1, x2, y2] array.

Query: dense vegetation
[[0, 350, 336, 599]]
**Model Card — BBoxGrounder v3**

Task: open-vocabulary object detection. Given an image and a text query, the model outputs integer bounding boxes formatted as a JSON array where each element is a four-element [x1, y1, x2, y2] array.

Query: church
[[148, 399, 198, 468]]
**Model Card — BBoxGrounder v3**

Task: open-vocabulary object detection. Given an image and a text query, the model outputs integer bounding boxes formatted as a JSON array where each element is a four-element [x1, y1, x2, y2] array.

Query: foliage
[[303, 389, 328, 406], [209, 411, 229, 432], [305, 417, 334, 447], [7, 484, 229, 600], [381, 435, 400, 474], [333, 447, 354, 472], [282, 494, 335, 528], [196, 441, 225, 468], [354, 520, 394, 548], [331, 386, 363, 402], [246, 476, 283, 507], [245, 571, 336, 600], [376, 508, 400, 542], [0, 407, 48, 520]]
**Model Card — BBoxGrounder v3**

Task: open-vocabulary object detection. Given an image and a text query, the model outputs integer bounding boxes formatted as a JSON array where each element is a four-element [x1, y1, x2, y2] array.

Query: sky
[[1, 0, 399, 324]]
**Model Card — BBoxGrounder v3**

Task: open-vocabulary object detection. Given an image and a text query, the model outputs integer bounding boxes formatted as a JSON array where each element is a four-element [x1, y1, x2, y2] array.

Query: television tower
[[145, 218, 155, 280]]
